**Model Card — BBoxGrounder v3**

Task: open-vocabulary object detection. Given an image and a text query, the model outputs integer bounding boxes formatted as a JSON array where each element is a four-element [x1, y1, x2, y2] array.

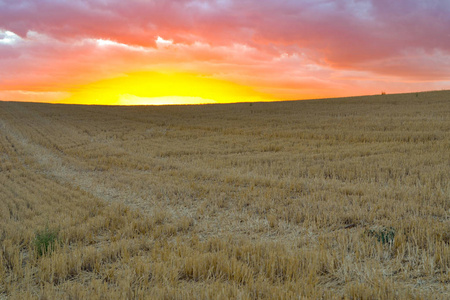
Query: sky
[[0, 0, 449, 105]]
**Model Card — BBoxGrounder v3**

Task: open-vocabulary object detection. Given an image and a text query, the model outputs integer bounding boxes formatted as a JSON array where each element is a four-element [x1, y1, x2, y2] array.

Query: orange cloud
[[1, 0, 449, 104]]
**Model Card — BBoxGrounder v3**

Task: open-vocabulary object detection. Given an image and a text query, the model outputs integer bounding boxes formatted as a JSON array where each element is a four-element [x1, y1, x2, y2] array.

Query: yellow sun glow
[[59, 72, 272, 105]]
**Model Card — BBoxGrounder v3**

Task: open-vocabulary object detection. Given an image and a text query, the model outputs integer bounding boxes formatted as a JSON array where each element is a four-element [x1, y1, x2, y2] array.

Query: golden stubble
[[0, 91, 449, 299]]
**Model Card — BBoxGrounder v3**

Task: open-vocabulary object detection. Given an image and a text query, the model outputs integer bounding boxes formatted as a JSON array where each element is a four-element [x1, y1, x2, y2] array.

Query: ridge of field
[[0, 91, 449, 299]]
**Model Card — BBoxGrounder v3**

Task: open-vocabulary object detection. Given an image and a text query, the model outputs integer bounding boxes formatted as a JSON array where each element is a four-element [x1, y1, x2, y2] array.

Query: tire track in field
[[0, 104, 199, 224], [0, 114, 149, 213]]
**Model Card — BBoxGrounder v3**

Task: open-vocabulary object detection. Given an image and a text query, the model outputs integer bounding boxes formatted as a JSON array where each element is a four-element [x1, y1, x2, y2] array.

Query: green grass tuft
[[34, 226, 59, 257], [367, 227, 395, 245]]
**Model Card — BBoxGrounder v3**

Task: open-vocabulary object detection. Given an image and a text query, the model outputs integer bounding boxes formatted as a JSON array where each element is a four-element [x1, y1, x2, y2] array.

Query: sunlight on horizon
[[117, 94, 217, 106], [58, 72, 273, 105]]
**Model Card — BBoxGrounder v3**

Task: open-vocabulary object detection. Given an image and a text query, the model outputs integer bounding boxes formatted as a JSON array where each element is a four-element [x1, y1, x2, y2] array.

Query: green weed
[[34, 226, 59, 257], [367, 227, 395, 245]]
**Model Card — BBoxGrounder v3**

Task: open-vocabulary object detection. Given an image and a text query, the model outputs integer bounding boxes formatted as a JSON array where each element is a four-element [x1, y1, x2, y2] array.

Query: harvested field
[[0, 91, 449, 299]]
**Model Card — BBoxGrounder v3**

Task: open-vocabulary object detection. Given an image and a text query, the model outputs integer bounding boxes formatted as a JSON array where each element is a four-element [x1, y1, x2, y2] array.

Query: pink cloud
[[0, 0, 449, 101]]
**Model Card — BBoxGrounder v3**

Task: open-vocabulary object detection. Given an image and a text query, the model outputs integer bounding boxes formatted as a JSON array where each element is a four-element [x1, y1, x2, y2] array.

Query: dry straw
[[0, 91, 449, 299]]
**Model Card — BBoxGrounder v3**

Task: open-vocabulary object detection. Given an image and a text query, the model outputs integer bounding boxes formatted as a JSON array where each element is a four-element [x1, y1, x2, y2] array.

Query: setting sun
[[59, 72, 272, 105]]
